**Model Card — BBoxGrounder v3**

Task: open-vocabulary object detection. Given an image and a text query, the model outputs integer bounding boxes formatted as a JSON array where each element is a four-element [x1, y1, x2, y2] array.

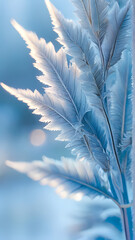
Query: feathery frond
[[46, 0, 101, 72], [70, 0, 95, 41], [107, 51, 132, 150], [107, 51, 132, 178], [11, 20, 88, 120], [1, 83, 109, 170], [71, 0, 109, 45], [2, 0, 134, 238], [6, 157, 116, 203], [102, 1, 131, 69]]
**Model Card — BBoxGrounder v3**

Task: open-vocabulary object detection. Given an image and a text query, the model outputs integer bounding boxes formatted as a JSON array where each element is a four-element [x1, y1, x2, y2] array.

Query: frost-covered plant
[[1, 0, 134, 239]]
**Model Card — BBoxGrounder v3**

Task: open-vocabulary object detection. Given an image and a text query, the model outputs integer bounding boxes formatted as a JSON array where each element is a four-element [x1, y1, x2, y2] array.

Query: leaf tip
[[6, 160, 15, 168], [45, 0, 57, 19], [11, 19, 26, 38], [6, 160, 29, 173], [45, 0, 52, 9], [11, 18, 17, 27], [0, 83, 14, 95], [1, 82, 9, 91], [11, 19, 21, 32]]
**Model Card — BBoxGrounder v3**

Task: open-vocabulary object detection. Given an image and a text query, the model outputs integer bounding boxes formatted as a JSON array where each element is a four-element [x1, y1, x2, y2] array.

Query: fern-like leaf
[[11, 20, 88, 120], [46, 0, 101, 74], [6, 157, 116, 203], [1, 83, 110, 170], [107, 51, 132, 177], [45, 1, 113, 166], [107, 51, 132, 150], [1, 0, 134, 238], [71, 0, 109, 45], [1, 20, 111, 171], [102, 1, 131, 68], [88, 0, 109, 44], [70, 0, 95, 41]]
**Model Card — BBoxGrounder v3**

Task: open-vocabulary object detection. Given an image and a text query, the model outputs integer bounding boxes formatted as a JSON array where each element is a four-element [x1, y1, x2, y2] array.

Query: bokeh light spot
[[30, 129, 46, 146]]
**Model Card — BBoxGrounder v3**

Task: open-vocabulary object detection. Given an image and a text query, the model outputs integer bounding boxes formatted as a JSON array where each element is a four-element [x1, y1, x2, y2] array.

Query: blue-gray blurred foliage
[[0, 0, 80, 239]]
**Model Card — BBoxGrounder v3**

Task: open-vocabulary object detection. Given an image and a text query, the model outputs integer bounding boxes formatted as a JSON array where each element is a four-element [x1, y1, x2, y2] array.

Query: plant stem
[[109, 170, 133, 239], [120, 207, 133, 240], [119, 174, 133, 240]]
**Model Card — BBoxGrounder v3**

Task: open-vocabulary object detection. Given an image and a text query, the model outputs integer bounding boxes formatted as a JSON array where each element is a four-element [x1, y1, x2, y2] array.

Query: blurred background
[[0, 1, 81, 239]]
